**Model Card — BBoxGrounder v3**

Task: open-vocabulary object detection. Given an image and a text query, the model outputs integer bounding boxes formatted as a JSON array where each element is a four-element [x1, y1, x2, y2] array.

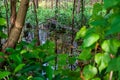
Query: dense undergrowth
[[0, 0, 120, 80]]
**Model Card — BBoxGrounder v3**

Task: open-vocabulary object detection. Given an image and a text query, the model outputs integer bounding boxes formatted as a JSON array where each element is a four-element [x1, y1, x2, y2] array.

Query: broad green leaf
[[0, 71, 11, 79], [83, 65, 97, 80], [107, 57, 120, 72], [20, 49, 27, 54], [14, 64, 25, 73], [0, 32, 7, 38], [44, 55, 56, 63], [44, 66, 53, 80], [90, 16, 107, 27], [101, 39, 120, 54], [78, 48, 91, 60], [21, 64, 42, 73], [68, 56, 76, 64], [75, 26, 87, 40], [93, 3, 102, 15], [33, 77, 44, 80], [106, 15, 120, 35], [9, 54, 22, 64], [95, 53, 110, 72], [6, 48, 15, 53], [83, 33, 100, 47], [58, 54, 68, 65], [0, 18, 6, 26], [104, 0, 120, 9]]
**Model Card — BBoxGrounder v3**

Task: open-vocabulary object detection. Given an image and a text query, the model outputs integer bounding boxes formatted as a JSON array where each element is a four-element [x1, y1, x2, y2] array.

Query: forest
[[0, 0, 120, 80]]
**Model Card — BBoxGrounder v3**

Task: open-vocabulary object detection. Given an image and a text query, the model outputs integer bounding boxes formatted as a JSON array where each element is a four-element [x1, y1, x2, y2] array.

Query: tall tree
[[2, 0, 29, 53]]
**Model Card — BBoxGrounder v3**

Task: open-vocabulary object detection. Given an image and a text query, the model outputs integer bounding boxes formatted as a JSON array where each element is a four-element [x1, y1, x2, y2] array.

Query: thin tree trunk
[[55, 0, 59, 70], [70, 0, 76, 70], [51, 0, 53, 9], [10, 0, 17, 33], [34, 0, 39, 8], [76, 0, 80, 14], [2, 0, 29, 53], [81, 0, 85, 27], [33, 0, 40, 45], [45, 0, 47, 8]]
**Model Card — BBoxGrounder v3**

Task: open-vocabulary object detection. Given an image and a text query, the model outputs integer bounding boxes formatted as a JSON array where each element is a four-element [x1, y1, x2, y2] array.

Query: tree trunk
[[76, 0, 80, 14], [34, 0, 38, 8], [10, 0, 17, 34], [45, 0, 47, 8], [81, 0, 85, 27], [33, 0, 40, 45], [2, 0, 29, 53], [51, 0, 53, 8], [70, 0, 76, 70]]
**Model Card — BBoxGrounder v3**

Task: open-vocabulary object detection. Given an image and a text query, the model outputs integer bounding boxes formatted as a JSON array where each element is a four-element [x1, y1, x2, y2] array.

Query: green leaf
[[107, 57, 120, 72], [83, 33, 100, 47], [95, 53, 110, 72], [78, 48, 92, 61], [44, 66, 53, 80], [104, 0, 120, 9], [101, 39, 120, 54], [14, 64, 25, 73], [21, 64, 41, 73], [68, 56, 76, 64], [6, 48, 15, 53], [9, 53, 22, 64], [0, 71, 11, 79], [90, 16, 107, 27], [83, 65, 97, 80], [0, 18, 6, 26], [75, 26, 87, 40], [20, 49, 27, 54], [58, 54, 68, 65], [33, 77, 44, 80], [44, 55, 56, 63], [106, 15, 120, 35], [93, 3, 102, 15], [0, 31, 7, 38]]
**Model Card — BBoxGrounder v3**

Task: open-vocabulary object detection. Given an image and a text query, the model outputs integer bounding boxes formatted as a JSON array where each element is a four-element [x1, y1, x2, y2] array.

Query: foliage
[[0, 0, 120, 80], [76, 0, 120, 79], [0, 40, 55, 80]]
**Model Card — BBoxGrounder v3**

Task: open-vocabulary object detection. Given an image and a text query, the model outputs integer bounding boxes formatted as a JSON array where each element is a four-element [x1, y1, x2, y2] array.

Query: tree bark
[[33, 0, 40, 45], [76, 0, 80, 14], [2, 0, 29, 53], [51, 0, 53, 9], [34, 0, 38, 8], [70, 0, 76, 71], [10, 0, 17, 34], [45, 0, 47, 8]]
